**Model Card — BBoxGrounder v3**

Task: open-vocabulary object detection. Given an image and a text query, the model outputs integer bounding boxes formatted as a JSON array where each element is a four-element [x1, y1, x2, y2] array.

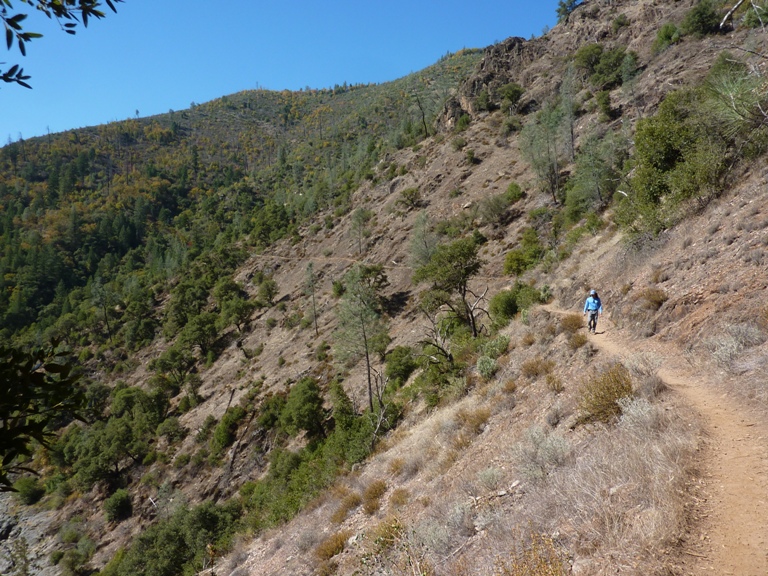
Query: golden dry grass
[[578, 363, 633, 424]]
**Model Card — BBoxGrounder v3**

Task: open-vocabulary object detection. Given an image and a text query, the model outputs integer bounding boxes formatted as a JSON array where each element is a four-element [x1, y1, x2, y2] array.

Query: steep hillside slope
[[2, 1, 768, 575]]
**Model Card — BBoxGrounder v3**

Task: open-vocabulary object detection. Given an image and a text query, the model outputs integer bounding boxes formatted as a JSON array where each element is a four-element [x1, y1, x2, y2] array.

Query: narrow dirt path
[[548, 305, 768, 574]]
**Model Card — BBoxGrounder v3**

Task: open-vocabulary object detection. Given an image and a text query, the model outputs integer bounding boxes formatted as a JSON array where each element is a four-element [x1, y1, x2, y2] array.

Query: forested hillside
[[2, 1, 768, 575]]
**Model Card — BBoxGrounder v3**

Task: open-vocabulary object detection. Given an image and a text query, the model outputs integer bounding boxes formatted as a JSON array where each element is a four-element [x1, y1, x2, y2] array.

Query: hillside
[[2, 1, 768, 575]]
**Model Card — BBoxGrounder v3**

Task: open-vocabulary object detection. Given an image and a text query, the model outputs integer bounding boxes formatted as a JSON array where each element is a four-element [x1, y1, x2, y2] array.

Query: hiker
[[583, 289, 603, 334]]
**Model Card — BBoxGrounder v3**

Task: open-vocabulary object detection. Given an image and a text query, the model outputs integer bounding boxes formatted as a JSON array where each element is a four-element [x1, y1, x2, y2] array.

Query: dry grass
[[389, 488, 409, 509], [568, 332, 588, 350], [369, 515, 405, 554], [330, 491, 362, 524], [560, 313, 583, 334], [512, 425, 570, 483], [362, 479, 388, 515], [521, 356, 555, 379], [577, 363, 633, 424], [636, 286, 668, 310], [315, 529, 352, 561], [546, 374, 564, 394], [521, 332, 536, 346], [495, 532, 568, 576]]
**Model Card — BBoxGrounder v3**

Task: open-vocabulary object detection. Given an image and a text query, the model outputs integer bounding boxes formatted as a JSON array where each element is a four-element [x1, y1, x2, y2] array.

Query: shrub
[[477, 356, 498, 380], [499, 82, 524, 113], [578, 363, 633, 424], [385, 346, 418, 386], [362, 480, 388, 515], [104, 489, 133, 522], [637, 287, 668, 310], [512, 426, 570, 483], [504, 228, 544, 275], [560, 313, 583, 334], [483, 334, 510, 359], [744, 2, 768, 27], [210, 406, 246, 456], [331, 492, 362, 524], [505, 182, 525, 204], [521, 357, 554, 379], [681, 0, 721, 37], [156, 417, 187, 443], [652, 22, 680, 53], [496, 532, 568, 575], [455, 114, 471, 132], [569, 332, 588, 350], [13, 476, 45, 505], [612, 13, 630, 32], [315, 530, 353, 561], [489, 290, 519, 327]]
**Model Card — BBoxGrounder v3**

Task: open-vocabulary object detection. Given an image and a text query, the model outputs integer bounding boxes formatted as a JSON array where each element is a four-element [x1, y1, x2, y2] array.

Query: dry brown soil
[[580, 312, 768, 575]]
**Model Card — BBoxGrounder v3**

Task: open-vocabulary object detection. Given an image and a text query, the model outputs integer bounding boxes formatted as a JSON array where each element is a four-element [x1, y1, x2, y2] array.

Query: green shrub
[[681, 0, 721, 37], [652, 22, 680, 53], [499, 82, 524, 113], [612, 13, 630, 33], [743, 2, 768, 27], [156, 417, 187, 443], [489, 290, 519, 326], [595, 90, 613, 120], [477, 356, 498, 380], [210, 406, 246, 456], [504, 228, 544, 275], [13, 476, 45, 505], [104, 489, 133, 522], [578, 363, 633, 424], [505, 182, 525, 203], [196, 415, 217, 443], [483, 334, 510, 359], [385, 346, 418, 386], [456, 114, 471, 132], [279, 377, 325, 437]]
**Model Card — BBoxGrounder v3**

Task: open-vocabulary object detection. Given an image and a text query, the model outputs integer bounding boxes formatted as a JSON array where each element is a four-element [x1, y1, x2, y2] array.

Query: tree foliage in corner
[[0, 342, 83, 490], [1, 0, 122, 87], [557, 0, 582, 23]]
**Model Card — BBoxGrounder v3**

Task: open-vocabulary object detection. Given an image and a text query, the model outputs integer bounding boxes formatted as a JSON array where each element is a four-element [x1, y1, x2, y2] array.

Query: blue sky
[[2, 1, 560, 142]]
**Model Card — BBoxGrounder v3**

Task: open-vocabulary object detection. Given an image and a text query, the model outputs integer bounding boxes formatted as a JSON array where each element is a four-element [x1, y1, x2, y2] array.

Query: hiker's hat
[[589, 289, 596, 295]]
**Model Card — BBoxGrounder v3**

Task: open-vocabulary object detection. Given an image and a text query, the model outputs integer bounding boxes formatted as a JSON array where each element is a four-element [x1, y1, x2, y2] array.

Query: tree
[[304, 263, 319, 336], [1, 0, 122, 88], [350, 207, 373, 255], [556, 0, 581, 23], [334, 265, 390, 412], [0, 342, 83, 490], [413, 237, 486, 338], [521, 102, 566, 204]]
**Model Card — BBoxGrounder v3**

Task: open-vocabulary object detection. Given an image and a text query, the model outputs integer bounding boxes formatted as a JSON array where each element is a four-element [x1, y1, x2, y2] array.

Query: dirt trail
[[572, 311, 768, 575]]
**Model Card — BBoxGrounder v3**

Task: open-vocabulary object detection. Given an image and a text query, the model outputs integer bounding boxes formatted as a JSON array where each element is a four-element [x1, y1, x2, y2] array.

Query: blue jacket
[[584, 296, 602, 313]]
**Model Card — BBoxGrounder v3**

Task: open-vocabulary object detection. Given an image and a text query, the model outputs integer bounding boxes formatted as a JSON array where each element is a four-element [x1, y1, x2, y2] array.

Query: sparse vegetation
[[578, 363, 633, 424]]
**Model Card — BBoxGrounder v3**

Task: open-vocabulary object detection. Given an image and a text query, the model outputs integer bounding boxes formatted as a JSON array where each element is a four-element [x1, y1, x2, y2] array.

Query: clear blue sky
[[2, 1, 560, 142]]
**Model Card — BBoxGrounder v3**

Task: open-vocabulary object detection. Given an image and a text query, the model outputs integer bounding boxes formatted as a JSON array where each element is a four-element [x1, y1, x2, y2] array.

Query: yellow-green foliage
[[495, 533, 568, 576], [315, 530, 353, 561], [578, 363, 633, 424], [370, 516, 405, 553]]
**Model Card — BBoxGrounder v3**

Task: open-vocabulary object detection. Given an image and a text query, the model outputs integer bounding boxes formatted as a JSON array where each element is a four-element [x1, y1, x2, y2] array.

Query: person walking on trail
[[583, 289, 603, 334]]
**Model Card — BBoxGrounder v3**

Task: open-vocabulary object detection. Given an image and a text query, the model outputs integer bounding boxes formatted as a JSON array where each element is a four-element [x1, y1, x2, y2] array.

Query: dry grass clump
[[521, 332, 536, 346], [559, 313, 584, 334], [331, 491, 362, 524], [705, 322, 766, 371], [546, 374, 564, 394], [454, 405, 491, 434], [577, 363, 633, 424], [511, 425, 570, 483], [369, 515, 405, 554], [495, 532, 568, 576], [362, 479, 388, 515], [568, 332, 588, 350], [636, 286, 668, 310], [521, 356, 555, 379], [315, 529, 353, 561], [532, 397, 698, 571], [389, 488, 410, 509]]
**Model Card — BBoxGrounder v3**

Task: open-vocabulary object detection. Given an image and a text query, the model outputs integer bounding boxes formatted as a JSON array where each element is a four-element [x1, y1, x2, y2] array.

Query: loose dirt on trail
[[566, 309, 768, 575]]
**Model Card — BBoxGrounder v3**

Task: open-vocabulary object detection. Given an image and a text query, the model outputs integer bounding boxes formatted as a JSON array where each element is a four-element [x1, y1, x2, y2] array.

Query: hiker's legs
[[588, 311, 598, 332]]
